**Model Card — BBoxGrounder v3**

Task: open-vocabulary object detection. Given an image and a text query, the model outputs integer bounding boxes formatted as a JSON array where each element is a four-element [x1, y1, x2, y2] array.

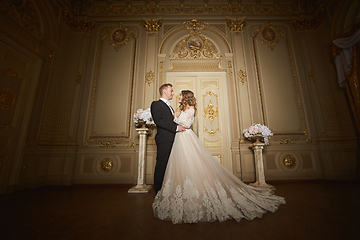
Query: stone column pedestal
[[249, 138, 275, 190], [128, 127, 152, 193]]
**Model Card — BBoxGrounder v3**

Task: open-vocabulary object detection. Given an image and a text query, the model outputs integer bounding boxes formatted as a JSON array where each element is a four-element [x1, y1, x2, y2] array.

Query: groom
[[151, 83, 186, 193]]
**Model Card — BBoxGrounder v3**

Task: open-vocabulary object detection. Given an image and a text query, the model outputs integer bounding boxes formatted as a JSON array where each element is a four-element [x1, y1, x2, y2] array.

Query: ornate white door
[[167, 72, 232, 171]]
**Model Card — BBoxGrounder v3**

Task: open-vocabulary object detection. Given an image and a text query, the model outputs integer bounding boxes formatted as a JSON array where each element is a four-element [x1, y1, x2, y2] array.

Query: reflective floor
[[0, 181, 359, 240]]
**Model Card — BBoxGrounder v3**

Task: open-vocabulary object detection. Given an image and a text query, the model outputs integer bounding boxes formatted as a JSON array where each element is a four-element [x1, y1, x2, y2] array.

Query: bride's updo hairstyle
[[179, 90, 197, 114]]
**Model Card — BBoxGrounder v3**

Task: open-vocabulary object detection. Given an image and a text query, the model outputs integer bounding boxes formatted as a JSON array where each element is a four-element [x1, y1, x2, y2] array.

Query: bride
[[152, 90, 285, 224]]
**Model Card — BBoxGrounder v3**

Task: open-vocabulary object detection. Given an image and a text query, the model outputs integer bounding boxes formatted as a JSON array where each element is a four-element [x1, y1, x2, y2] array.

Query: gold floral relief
[[292, 8, 326, 31], [63, 9, 95, 33], [203, 91, 219, 135], [283, 155, 297, 169], [237, 68, 247, 85], [145, 69, 155, 86], [99, 158, 113, 173]]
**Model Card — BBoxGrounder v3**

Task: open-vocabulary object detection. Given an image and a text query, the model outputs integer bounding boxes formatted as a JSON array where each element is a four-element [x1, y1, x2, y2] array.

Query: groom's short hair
[[159, 83, 172, 96]]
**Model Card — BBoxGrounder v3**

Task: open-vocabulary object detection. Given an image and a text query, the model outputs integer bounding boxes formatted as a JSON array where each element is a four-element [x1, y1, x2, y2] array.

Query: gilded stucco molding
[[63, 9, 95, 33], [227, 18, 246, 32], [237, 68, 247, 85], [283, 155, 297, 169], [292, 8, 326, 31], [99, 158, 113, 172], [142, 18, 162, 32], [276, 138, 296, 144], [145, 69, 155, 86]]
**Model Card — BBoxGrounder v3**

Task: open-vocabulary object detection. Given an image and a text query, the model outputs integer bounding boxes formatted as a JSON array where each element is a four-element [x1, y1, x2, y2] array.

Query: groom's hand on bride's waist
[[176, 125, 186, 132]]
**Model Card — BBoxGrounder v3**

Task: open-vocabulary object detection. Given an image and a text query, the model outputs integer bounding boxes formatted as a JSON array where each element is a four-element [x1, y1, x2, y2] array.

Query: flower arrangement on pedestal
[[243, 123, 273, 145], [133, 108, 155, 128]]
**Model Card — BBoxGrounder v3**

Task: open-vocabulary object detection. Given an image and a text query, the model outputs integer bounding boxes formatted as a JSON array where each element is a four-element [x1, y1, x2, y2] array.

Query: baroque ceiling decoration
[[106, 23, 138, 52], [0, 0, 41, 38]]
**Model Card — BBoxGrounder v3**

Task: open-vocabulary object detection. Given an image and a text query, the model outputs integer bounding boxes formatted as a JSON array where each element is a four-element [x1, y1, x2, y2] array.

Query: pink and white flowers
[[243, 123, 273, 145], [133, 108, 155, 126]]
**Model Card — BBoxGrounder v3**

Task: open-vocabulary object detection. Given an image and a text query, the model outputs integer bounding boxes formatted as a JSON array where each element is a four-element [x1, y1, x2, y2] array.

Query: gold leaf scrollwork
[[142, 19, 162, 32], [237, 69, 247, 84], [276, 138, 296, 144], [204, 101, 218, 125], [183, 19, 209, 34], [99, 141, 118, 148], [228, 60, 233, 78], [99, 158, 113, 173], [283, 155, 297, 169], [227, 18, 246, 32], [145, 69, 155, 86]]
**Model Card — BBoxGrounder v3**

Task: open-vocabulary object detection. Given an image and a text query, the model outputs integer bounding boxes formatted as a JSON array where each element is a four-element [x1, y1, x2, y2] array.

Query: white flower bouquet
[[133, 108, 155, 127], [243, 123, 273, 145]]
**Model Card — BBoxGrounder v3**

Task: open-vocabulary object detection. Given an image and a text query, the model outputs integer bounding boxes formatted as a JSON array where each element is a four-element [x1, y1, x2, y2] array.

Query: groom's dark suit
[[151, 100, 178, 193]]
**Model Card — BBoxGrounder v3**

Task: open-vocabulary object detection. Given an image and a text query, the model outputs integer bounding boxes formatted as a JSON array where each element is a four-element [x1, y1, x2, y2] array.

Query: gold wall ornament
[[227, 18, 246, 32], [99, 141, 118, 148], [204, 101, 218, 124], [0, 83, 17, 116], [183, 19, 209, 34], [63, 9, 95, 33], [283, 155, 297, 169], [145, 69, 155, 86], [107, 23, 137, 52], [228, 60, 233, 78], [99, 158, 113, 173], [170, 33, 221, 60], [142, 19, 162, 32], [159, 61, 164, 82], [276, 138, 296, 144], [252, 21, 284, 50], [237, 69, 247, 84], [81, 141, 88, 147], [292, 8, 326, 31]]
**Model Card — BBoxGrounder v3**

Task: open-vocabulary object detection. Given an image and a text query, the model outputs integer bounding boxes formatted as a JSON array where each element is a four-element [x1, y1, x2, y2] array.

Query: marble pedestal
[[128, 127, 152, 193], [249, 138, 275, 190]]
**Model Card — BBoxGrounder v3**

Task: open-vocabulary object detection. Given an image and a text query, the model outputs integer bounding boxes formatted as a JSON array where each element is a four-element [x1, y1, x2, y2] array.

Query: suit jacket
[[151, 100, 177, 144]]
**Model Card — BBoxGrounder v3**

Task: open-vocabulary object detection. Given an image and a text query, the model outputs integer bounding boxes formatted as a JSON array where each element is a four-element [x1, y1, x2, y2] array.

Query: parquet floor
[[0, 181, 359, 240]]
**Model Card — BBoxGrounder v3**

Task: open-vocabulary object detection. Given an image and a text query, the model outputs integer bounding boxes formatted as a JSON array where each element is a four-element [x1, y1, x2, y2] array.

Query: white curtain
[[332, 28, 360, 87]]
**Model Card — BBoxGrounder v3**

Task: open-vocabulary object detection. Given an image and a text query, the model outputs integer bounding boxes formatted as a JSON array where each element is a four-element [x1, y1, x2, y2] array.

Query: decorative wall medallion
[[283, 155, 297, 169], [99, 158, 113, 172], [145, 69, 155, 86], [252, 21, 283, 50], [187, 37, 203, 50], [107, 23, 137, 52]]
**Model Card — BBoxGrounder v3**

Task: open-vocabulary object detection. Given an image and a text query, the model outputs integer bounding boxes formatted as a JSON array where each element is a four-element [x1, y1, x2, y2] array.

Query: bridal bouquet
[[133, 108, 155, 127], [243, 123, 273, 145]]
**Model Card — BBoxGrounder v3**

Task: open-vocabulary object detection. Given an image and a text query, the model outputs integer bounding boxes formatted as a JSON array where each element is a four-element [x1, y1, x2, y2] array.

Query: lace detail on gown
[[152, 108, 285, 224]]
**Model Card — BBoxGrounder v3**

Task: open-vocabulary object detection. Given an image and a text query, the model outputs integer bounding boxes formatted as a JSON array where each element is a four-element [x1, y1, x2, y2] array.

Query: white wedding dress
[[152, 108, 285, 224]]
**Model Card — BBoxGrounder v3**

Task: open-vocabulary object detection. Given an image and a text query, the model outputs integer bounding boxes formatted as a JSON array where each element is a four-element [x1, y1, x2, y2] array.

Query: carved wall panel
[[251, 22, 305, 135], [87, 24, 138, 142]]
